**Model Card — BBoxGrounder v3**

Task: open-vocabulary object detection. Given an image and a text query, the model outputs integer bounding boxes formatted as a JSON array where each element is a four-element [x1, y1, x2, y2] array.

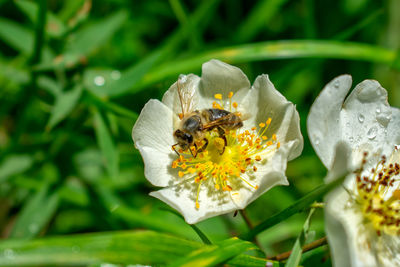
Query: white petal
[[307, 75, 352, 168], [341, 79, 392, 158], [199, 59, 251, 106], [230, 141, 294, 209], [132, 99, 176, 187], [150, 183, 238, 224], [383, 107, 400, 155], [325, 187, 376, 267], [242, 74, 303, 160]]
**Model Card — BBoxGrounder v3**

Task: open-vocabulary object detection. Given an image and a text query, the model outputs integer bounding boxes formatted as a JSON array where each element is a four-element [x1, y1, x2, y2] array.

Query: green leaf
[[235, 0, 290, 42], [167, 238, 256, 267], [285, 208, 316, 267], [46, 85, 82, 130], [93, 0, 220, 97], [133, 40, 397, 94], [65, 11, 127, 57], [14, 0, 67, 38], [0, 230, 203, 266], [0, 60, 29, 85], [93, 109, 119, 179], [10, 185, 59, 239], [229, 254, 280, 267], [0, 155, 33, 183], [240, 174, 346, 241], [0, 17, 33, 54]]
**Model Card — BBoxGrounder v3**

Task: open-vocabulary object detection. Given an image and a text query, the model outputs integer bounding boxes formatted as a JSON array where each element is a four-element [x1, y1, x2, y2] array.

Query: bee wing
[[177, 75, 197, 116], [202, 112, 244, 130]]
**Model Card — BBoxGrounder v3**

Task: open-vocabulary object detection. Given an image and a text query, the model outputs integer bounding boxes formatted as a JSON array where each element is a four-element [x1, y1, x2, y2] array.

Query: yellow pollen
[[228, 91, 234, 98], [178, 113, 184, 120], [232, 102, 238, 108], [352, 152, 400, 236], [266, 118, 272, 125], [171, 117, 280, 210], [214, 93, 222, 100]]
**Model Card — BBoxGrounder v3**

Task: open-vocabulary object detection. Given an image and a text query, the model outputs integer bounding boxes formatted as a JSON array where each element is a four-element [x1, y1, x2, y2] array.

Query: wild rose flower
[[308, 75, 400, 267], [132, 59, 303, 224]]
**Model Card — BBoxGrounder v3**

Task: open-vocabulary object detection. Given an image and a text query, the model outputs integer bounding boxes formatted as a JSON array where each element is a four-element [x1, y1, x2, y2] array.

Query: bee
[[172, 76, 243, 158]]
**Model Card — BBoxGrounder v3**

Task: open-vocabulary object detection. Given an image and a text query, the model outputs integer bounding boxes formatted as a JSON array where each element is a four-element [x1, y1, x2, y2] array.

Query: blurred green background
[[0, 0, 399, 266]]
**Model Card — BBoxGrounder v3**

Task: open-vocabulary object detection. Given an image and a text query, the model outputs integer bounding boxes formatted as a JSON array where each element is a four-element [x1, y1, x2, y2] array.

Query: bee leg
[[190, 143, 198, 158], [172, 144, 180, 156], [197, 138, 209, 153], [217, 126, 227, 155]]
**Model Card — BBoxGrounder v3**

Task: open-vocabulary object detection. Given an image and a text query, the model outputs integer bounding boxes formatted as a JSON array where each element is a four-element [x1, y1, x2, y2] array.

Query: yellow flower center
[[172, 92, 280, 209], [353, 152, 400, 236]]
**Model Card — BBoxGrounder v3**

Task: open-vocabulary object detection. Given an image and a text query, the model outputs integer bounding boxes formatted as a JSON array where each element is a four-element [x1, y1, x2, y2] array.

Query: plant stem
[[268, 237, 328, 261], [240, 175, 346, 241]]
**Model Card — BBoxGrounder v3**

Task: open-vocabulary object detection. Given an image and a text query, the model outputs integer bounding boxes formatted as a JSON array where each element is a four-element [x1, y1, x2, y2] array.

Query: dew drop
[[178, 74, 187, 83], [110, 70, 121, 80], [349, 136, 354, 142], [94, 75, 105, 86], [333, 80, 340, 88], [315, 137, 320, 145], [358, 114, 365, 123], [376, 107, 381, 114], [367, 127, 377, 140]]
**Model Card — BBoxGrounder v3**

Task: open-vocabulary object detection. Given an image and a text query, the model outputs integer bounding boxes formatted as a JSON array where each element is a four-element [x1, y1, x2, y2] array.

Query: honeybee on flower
[[132, 59, 303, 224]]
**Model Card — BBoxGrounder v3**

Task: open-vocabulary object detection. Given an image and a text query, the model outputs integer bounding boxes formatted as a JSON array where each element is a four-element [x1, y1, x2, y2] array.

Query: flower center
[[353, 151, 400, 236], [172, 92, 280, 209]]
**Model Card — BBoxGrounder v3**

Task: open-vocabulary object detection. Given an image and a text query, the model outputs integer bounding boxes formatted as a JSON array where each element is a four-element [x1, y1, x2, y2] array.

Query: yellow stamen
[[214, 93, 222, 100]]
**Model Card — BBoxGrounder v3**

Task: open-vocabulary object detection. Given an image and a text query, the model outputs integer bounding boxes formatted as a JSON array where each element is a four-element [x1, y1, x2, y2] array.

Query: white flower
[[132, 59, 303, 224], [308, 75, 400, 267]]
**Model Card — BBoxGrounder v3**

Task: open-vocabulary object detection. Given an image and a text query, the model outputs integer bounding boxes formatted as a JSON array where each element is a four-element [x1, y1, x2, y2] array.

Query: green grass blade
[[46, 85, 82, 130], [0, 155, 33, 183], [0, 17, 33, 54], [235, 0, 290, 42], [120, 40, 397, 96], [96, 0, 220, 97], [160, 207, 212, 245], [10, 185, 59, 239], [14, 0, 66, 38], [167, 238, 256, 267], [0, 230, 203, 266], [93, 109, 119, 179], [285, 208, 316, 267], [94, 186, 191, 237], [65, 10, 127, 57], [240, 174, 346, 241], [228, 254, 280, 267]]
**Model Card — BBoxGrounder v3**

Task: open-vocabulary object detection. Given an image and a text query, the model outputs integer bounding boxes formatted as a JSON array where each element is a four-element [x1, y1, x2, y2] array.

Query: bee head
[[174, 129, 193, 150]]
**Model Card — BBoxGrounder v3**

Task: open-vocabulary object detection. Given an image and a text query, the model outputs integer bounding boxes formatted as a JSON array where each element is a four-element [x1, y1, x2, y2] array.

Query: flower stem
[[240, 174, 346, 241], [268, 237, 328, 261]]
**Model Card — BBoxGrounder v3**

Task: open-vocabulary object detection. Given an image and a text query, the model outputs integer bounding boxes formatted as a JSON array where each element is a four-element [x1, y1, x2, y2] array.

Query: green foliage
[[0, 0, 398, 266]]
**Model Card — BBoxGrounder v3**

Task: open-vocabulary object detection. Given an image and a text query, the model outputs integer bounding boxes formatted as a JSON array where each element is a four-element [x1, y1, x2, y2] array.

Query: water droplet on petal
[[333, 80, 340, 88], [110, 70, 121, 80], [358, 114, 365, 123], [315, 137, 320, 145], [376, 107, 381, 114], [367, 127, 377, 140], [178, 74, 187, 83], [94, 76, 105, 86]]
